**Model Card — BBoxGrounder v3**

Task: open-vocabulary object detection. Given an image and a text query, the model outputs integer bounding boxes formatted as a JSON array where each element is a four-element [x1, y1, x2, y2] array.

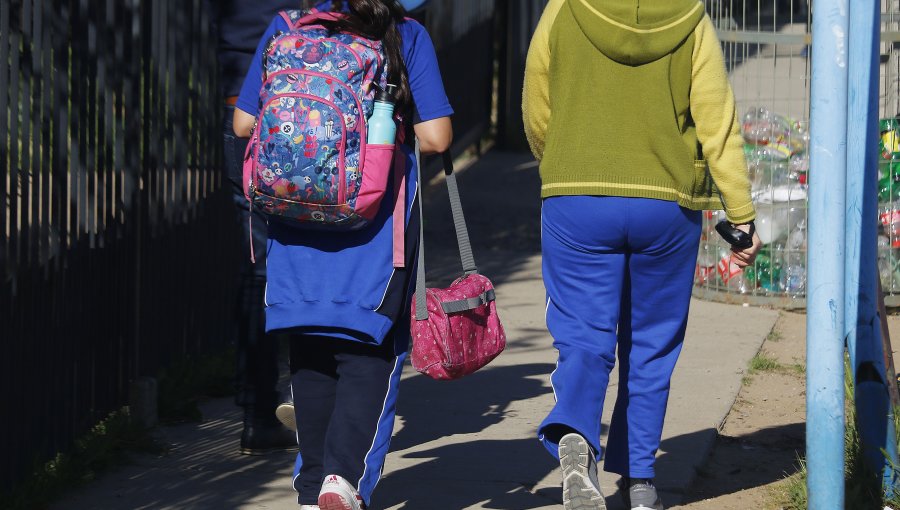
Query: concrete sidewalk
[[56, 150, 780, 510]]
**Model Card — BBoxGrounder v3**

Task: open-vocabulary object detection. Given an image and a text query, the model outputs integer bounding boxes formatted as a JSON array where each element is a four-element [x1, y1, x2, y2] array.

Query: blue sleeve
[[236, 16, 290, 115], [400, 20, 454, 124]]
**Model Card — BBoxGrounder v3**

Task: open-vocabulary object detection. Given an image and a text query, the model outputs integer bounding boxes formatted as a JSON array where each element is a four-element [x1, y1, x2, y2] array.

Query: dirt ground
[[677, 311, 900, 509]]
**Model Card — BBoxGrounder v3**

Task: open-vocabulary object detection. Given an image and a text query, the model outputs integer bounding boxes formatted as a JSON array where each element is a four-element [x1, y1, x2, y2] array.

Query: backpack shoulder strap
[[279, 9, 307, 30], [279, 9, 345, 31]]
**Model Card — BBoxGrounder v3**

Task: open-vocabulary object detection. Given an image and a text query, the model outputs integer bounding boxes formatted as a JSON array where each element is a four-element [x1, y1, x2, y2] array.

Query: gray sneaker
[[618, 478, 664, 510], [558, 433, 606, 510]]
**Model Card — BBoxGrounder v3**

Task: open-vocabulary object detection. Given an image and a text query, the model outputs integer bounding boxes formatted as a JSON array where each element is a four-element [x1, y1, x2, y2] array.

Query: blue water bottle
[[367, 84, 398, 145]]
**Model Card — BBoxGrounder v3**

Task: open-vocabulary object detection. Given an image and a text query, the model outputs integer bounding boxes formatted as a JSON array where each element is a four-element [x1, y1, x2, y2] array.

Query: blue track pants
[[539, 196, 701, 479]]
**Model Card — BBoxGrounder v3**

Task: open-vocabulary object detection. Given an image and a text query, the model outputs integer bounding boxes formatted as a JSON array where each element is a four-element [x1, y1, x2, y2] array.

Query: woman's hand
[[233, 108, 256, 138], [730, 223, 762, 268]]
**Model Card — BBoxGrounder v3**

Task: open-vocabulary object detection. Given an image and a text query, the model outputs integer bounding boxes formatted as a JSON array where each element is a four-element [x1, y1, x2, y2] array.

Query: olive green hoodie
[[523, 0, 755, 224]]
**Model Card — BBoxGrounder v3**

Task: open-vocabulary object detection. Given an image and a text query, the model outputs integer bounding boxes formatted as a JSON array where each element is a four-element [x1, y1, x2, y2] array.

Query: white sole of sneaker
[[275, 403, 297, 432], [318, 493, 356, 510], [559, 434, 606, 510]]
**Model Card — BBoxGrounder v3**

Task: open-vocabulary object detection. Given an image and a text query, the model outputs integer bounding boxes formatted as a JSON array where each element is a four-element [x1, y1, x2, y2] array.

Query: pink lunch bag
[[409, 150, 506, 380]]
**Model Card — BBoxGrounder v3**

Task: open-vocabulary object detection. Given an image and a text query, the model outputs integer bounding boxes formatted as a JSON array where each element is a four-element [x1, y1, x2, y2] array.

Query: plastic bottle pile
[[878, 118, 900, 292], [696, 107, 810, 297], [697, 108, 900, 298]]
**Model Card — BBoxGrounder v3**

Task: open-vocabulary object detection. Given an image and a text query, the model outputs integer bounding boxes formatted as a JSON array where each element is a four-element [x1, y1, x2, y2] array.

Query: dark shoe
[[239, 420, 297, 455], [617, 477, 664, 510]]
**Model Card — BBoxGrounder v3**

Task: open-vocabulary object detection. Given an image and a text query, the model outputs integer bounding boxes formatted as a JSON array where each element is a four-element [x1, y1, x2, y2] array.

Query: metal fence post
[[847, 0, 899, 494], [496, 0, 547, 150], [807, 0, 849, 507]]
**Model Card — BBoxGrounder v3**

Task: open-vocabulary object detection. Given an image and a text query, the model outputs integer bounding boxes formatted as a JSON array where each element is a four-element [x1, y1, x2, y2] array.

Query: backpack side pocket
[[355, 143, 396, 221]]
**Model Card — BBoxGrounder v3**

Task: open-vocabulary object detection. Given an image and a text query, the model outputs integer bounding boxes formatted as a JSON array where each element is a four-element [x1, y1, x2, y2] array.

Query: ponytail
[[322, 0, 413, 117]]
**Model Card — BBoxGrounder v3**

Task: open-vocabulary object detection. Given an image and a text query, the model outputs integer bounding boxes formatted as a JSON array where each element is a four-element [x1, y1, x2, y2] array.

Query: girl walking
[[233, 1, 452, 508], [523, 1, 761, 509]]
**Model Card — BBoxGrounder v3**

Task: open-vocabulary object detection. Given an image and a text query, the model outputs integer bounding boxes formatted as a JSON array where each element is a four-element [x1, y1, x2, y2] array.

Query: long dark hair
[[310, 0, 412, 116]]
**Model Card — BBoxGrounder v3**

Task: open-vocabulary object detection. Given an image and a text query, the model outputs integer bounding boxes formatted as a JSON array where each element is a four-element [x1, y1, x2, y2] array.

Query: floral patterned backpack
[[242, 10, 403, 243]]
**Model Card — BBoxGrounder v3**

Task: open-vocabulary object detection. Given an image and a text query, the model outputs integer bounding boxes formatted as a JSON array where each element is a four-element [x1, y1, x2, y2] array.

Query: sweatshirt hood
[[568, 0, 706, 65]]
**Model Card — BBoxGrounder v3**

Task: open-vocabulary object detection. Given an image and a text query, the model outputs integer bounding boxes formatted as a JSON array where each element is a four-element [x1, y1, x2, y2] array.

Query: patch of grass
[[766, 327, 784, 343], [789, 363, 806, 376], [770, 458, 807, 510], [843, 366, 884, 509], [0, 408, 163, 510], [1, 347, 237, 510], [157, 346, 236, 424], [741, 374, 753, 387], [770, 357, 893, 510], [749, 352, 782, 374], [886, 410, 900, 510]]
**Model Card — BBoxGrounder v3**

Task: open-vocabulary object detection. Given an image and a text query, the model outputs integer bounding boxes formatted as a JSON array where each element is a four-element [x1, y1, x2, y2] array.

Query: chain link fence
[[694, 0, 900, 307]]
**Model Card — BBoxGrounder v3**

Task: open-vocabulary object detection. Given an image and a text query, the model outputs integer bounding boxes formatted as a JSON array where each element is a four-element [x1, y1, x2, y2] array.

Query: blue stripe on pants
[[290, 328, 408, 506], [539, 196, 701, 479]]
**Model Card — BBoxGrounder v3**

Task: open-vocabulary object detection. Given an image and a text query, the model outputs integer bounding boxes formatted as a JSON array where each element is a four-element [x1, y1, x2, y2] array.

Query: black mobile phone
[[715, 220, 755, 249]]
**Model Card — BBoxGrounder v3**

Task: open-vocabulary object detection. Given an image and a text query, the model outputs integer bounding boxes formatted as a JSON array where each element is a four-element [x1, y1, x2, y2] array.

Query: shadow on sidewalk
[[392, 362, 555, 451], [375, 420, 804, 510], [678, 423, 805, 506], [375, 362, 561, 510]]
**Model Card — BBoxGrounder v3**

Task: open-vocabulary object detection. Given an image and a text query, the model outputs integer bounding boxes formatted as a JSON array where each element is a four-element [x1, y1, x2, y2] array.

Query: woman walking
[[523, 1, 761, 508]]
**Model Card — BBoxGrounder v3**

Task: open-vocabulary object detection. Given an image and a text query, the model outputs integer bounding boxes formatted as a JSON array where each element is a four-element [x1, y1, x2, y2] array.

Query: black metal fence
[[421, 0, 496, 152], [0, 0, 238, 492], [408, 0, 496, 179], [496, 0, 548, 150]]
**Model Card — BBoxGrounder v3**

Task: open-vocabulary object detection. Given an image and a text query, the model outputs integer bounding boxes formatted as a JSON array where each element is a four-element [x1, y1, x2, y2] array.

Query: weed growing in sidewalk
[[842, 364, 884, 509], [749, 352, 782, 374], [771, 457, 807, 510], [772, 357, 889, 509], [2, 347, 237, 510], [788, 363, 806, 376], [0, 408, 163, 510], [742, 351, 783, 385]]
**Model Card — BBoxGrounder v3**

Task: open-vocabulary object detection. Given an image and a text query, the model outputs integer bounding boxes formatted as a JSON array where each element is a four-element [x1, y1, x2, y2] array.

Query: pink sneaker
[[318, 474, 366, 510]]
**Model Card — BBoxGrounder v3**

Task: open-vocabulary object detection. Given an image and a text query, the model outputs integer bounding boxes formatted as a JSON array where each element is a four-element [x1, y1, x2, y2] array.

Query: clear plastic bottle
[[782, 252, 807, 295], [695, 245, 718, 285], [788, 120, 810, 155], [779, 219, 807, 295], [880, 202, 900, 247], [878, 235, 894, 290], [787, 219, 807, 251], [742, 107, 792, 156], [753, 206, 787, 245], [718, 250, 751, 293]]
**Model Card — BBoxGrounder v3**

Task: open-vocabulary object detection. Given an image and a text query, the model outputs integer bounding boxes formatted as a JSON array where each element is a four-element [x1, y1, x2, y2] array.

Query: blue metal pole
[[847, 0, 899, 494], [808, 0, 849, 508]]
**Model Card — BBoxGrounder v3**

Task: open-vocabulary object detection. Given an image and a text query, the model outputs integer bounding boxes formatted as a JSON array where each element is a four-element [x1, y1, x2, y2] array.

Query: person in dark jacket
[[211, 0, 302, 455]]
